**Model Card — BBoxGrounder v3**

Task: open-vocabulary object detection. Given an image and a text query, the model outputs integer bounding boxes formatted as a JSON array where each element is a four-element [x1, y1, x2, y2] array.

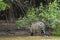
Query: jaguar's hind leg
[[31, 32, 33, 36]]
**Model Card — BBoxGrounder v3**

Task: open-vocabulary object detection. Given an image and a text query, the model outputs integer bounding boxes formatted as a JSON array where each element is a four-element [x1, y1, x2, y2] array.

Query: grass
[[0, 36, 60, 40]]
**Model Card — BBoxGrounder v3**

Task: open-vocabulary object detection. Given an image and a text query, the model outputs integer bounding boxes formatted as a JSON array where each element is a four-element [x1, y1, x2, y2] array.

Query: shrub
[[0, 0, 8, 11], [16, 8, 40, 29], [39, 0, 60, 28], [39, 0, 60, 35]]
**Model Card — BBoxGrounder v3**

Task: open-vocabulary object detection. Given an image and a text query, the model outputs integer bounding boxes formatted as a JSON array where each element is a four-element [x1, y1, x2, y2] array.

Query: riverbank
[[0, 36, 60, 40]]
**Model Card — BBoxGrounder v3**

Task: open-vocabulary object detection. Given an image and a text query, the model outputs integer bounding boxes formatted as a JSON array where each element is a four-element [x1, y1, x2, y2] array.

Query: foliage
[[16, 8, 40, 28], [0, 0, 8, 11], [16, 17, 29, 28], [39, 0, 60, 28], [16, 0, 60, 36], [39, 0, 60, 35]]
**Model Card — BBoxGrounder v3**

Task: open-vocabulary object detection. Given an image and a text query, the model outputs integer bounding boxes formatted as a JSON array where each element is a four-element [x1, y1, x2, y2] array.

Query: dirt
[[0, 22, 53, 36]]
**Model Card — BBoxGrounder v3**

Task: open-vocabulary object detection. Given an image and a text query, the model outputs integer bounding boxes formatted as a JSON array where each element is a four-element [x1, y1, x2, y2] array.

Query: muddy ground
[[0, 29, 31, 36], [0, 22, 52, 36]]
